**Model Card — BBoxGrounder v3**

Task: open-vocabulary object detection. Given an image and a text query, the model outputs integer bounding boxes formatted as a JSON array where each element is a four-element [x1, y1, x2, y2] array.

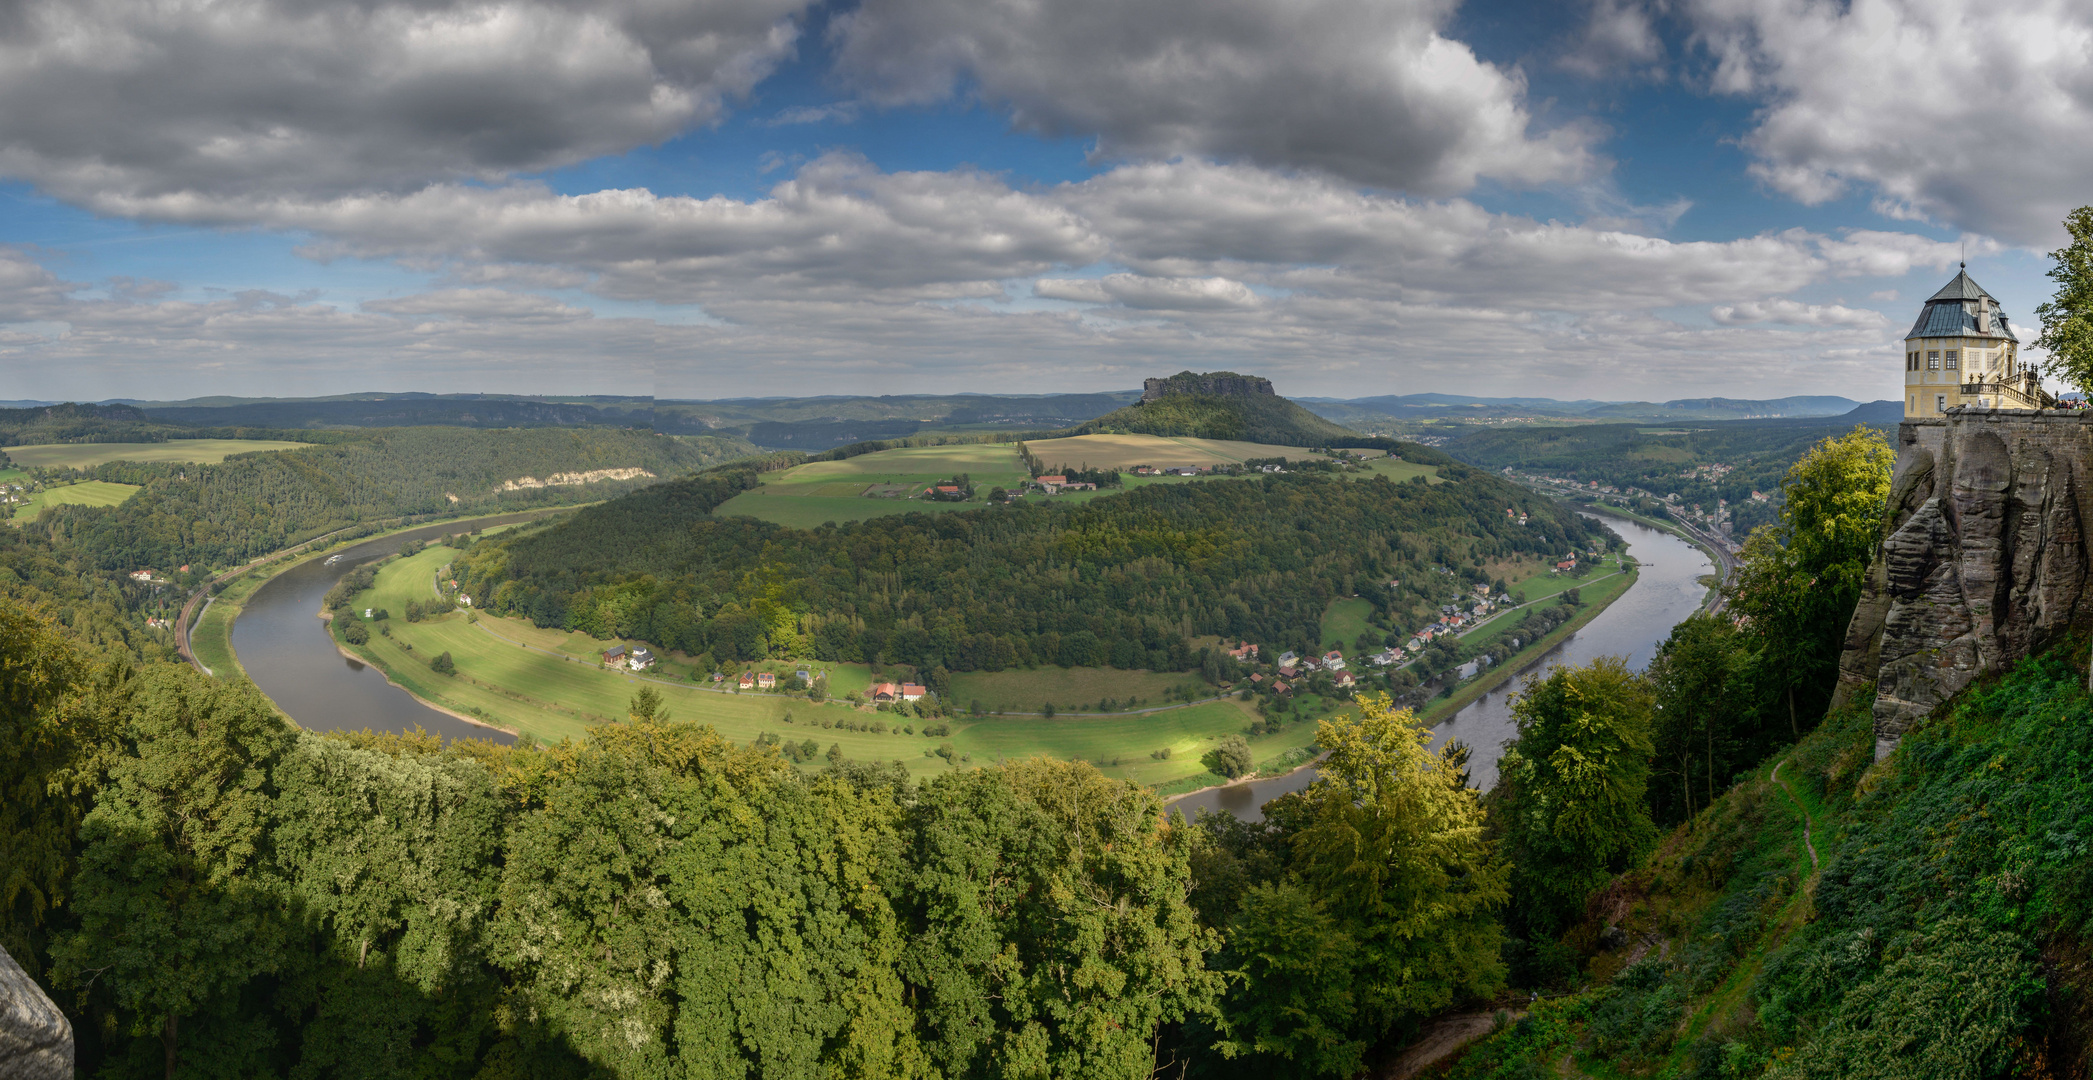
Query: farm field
[[4, 438, 308, 468], [713, 442, 1031, 527], [1022, 433, 1324, 471], [949, 666, 1211, 714], [10, 480, 141, 522], [327, 545, 1297, 786], [710, 435, 1439, 528]]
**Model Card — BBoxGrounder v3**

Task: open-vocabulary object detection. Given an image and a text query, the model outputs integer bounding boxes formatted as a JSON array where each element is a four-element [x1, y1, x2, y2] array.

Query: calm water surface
[[1168, 513, 1713, 821], [231, 513, 564, 744]]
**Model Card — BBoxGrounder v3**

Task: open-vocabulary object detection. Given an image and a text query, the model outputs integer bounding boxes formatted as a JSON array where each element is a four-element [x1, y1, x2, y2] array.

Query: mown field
[[712, 442, 1032, 527], [331, 546, 1300, 785], [10, 480, 141, 522], [1022, 433, 1324, 470], [948, 667, 1211, 713], [4, 438, 308, 468], [711, 435, 1441, 528]]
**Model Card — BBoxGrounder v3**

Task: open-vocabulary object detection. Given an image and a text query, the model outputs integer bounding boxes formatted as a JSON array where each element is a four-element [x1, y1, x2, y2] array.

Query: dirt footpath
[[1384, 1012, 1513, 1078]]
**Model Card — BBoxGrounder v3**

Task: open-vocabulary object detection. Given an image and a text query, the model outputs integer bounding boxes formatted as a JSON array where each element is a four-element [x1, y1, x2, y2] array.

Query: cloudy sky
[[2, 0, 2090, 403]]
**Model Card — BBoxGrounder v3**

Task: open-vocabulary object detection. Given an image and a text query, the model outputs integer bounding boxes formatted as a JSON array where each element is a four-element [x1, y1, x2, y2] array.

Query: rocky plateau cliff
[[1838, 410, 2093, 757]]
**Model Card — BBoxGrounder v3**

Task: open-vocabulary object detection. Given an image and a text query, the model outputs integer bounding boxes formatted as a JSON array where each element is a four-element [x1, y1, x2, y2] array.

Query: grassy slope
[[4, 438, 309, 468], [712, 443, 1032, 527], [10, 480, 141, 522], [1022, 434, 1324, 471], [1449, 646, 2093, 1077]]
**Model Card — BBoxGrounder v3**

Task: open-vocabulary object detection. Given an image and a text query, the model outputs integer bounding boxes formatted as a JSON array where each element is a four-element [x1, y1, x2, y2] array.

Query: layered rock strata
[[1838, 410, 2093, 759], [1140, 372, 1275, 401], [0, 944, 71, 1080]]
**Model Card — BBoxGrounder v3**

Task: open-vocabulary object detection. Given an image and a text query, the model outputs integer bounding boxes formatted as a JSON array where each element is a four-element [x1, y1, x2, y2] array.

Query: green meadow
[[10, 480, 141, 522], [712, 442, 1032, 527], [325, 545, 1302, 786], [711, 435, 1442, 529], [4, 438, 308, 468]]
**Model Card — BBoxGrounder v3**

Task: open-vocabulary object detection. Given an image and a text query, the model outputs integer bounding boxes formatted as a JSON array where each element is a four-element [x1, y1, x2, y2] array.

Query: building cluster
[[601, 643, 656, 671], [1031, 475, 1100, 493]]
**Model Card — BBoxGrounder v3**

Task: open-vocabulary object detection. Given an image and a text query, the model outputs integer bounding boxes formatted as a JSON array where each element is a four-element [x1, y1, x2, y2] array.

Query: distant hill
[[1066, 371, 1363, 445], [139, 393, 649, 430], [1839, 399, 1902, 423], [1580, 395, 1860, 420], [1299, 392, 1861, 427]]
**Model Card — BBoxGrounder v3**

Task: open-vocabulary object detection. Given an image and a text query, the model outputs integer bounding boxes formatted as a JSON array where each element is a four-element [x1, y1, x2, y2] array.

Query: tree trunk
[[1706, 722, 1715, 812], [163, 1014, 177, 1080], [1787, 686, 1799, 739]]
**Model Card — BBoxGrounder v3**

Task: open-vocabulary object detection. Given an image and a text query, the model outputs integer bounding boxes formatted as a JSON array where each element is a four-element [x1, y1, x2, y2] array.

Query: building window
[[1929, 351, 1941, 370], [1945, 350, 1958, 370], [1937, 394, 1946, 413]]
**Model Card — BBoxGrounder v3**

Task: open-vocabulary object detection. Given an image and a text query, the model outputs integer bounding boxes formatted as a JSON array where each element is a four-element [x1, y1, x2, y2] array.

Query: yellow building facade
[[1903, 266, 2050, 418]]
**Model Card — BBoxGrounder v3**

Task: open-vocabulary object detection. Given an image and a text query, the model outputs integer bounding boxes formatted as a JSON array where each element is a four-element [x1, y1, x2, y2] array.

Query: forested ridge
[[3, 593, 1509, 1078], [456, 460, 1603, 671], [23, 428, 752, 573]]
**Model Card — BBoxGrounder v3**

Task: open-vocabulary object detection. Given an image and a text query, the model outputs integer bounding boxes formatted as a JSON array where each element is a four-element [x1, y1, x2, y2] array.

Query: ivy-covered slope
[[1449, 646, 2093, 1079]]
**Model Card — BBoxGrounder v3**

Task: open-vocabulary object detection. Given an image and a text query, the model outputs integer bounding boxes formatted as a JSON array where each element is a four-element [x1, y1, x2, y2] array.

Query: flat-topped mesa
[[1141, 371, 1275, 402]]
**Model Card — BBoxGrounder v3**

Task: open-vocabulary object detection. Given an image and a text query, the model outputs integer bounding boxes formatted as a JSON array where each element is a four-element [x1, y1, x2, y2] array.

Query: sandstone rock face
[[1838, 411, 2093, 759], [1140, 372, 1275, 402], [0, 944, 71, 1080]]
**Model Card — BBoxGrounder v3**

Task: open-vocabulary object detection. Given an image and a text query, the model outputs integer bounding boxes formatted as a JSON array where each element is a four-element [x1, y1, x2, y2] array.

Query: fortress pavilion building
[[1903, 265, 2051, 418]]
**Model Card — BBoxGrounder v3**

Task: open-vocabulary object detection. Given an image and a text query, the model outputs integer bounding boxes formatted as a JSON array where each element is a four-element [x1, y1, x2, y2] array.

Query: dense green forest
[[22, 428, 751, 573], [0, 402, 349, 448], [452, 459, 1602, 672]]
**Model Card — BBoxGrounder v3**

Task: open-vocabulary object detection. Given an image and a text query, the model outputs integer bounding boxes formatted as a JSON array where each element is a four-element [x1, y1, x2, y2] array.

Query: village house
[[628, 647, 655, 671], [900, 683, 927, 702], [1322, 649, 1345, 670], [128, 570, 154, 583], [738, 671, 756, 689], [1335, 671, 1356, 689], [1226, 641, 1259, 661], [1035, 474, 1068, 492], [872, 682, 899, 702], [757, 672, 776, 689], [602, 644, 626, 665], [795, 667, 812, 685], [1272, 679, 1292, 695], [1373, 648, 1399, 666], [1278, 664, 1299, 679], [1277, 650, 1299, 668]]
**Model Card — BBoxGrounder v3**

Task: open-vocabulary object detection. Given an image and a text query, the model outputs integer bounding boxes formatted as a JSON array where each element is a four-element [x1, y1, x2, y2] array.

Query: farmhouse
[[757, 672, 776, 689], [128, 570, 153, 583], [602, 644, 626, 664], [872, 682, 899, 702], [900, 683, 927, 702], [628, 647, 655, 671], [1226, 641, 1258, 661], [738, 671, 755, 689]]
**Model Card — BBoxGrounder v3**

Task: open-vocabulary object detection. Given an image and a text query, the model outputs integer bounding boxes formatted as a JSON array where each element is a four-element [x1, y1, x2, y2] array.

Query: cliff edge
[[0, 944, 71, 1080], [1140, 371, 1275, 402], [1837, 409, 2093, 758]]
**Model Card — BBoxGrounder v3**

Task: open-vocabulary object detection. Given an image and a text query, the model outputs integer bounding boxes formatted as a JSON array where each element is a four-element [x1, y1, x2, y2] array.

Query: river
[[229, 513, 567, 745], [1167, 513, 1715, 821]]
